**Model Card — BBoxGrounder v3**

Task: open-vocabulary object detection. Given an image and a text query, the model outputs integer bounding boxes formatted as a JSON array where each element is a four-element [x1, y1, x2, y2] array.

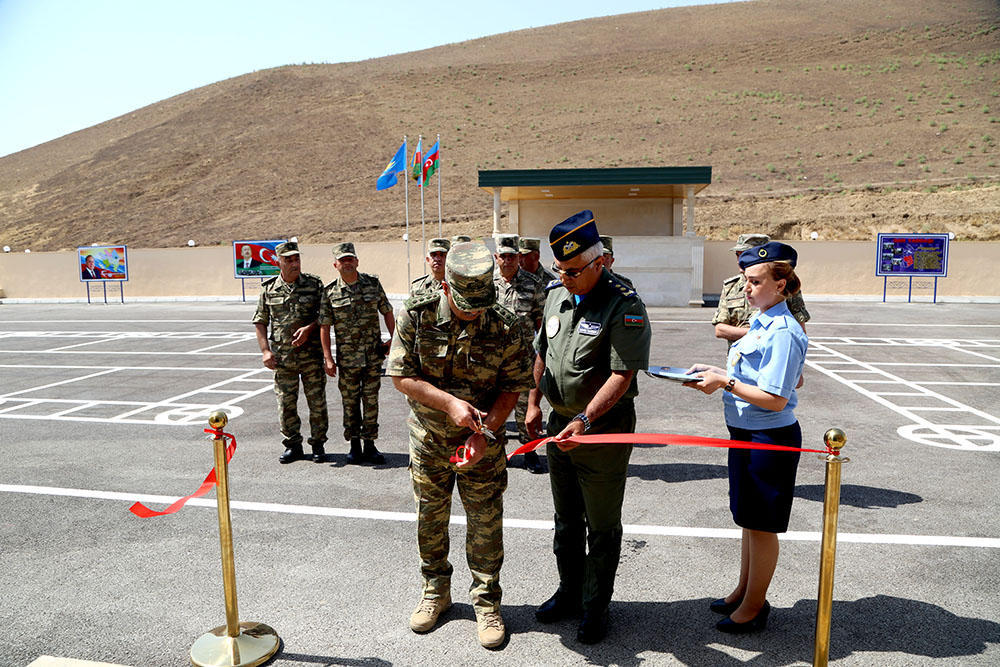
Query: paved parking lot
[[1, 301, 998, 666]]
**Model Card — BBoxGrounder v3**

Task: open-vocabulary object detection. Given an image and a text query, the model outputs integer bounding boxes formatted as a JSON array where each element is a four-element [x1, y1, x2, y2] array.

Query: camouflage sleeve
[[710, 284, 731, 326], [376, 280, 392, 315], [385, 306, 419, 377], [497, 320, 535, 394], [531, 281, 546, 330], [317, 285, 333, 326], [787, 291, 810, 324], [251, 287, 269, 325]]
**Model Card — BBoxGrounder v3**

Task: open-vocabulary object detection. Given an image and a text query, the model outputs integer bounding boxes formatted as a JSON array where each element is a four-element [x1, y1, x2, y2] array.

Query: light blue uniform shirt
[[723, 300, 808, 429]]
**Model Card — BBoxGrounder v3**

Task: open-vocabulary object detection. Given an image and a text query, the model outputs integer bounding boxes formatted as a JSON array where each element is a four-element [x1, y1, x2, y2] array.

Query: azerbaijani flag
[[411, 138, 422, 183], [376, 141, 407, 191], [422, 140, 440, 182]]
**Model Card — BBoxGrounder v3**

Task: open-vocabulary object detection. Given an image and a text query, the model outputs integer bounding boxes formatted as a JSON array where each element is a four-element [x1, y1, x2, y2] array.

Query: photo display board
[[233, 240, 284, 278], [876, 234, 949, 277], [77, 246, 128, 281]]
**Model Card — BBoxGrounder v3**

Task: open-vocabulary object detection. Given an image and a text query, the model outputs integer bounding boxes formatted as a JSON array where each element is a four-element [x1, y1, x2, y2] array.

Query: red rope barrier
[[507, 432, 832, 460], [129, 428, 237, 518]]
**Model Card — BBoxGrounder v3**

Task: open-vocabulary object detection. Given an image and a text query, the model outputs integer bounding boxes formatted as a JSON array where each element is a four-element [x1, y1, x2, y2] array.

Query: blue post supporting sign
[[875, 234, 949, 303]]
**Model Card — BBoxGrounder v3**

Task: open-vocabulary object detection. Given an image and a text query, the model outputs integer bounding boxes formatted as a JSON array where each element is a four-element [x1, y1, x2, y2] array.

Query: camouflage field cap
[[518, 237, 542, 254], [446, 242, 497, 310], [450, 234, 473, 244], [333, 242, 358, 259], [275, 241, 300, 256], [730, 233, 770, 253], [427, 237, 451, 253], [599, 235, 614, 255], [495, 234, 519, 255]]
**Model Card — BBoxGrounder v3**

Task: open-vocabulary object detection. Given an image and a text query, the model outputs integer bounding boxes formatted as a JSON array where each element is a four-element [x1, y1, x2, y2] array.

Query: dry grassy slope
[[0, 0, 998, 251]]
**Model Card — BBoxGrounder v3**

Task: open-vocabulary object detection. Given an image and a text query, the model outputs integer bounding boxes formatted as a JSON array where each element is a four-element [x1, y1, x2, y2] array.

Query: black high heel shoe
[[716, 601, 770, 634], [709, 597, 742, 615]]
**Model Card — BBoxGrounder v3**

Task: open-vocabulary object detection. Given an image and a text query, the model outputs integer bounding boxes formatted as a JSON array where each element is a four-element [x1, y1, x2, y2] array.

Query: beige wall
[[2, 240, 997, 300], [512, 198, 676, 240]]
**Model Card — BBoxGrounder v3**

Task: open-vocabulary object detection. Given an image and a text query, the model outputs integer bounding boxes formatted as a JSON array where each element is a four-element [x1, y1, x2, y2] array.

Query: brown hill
[[1, 0, 998, 251]]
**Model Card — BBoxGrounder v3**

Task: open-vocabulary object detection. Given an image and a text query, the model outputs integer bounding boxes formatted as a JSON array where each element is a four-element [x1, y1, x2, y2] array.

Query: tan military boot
[[409, 593, 452, 633], [476, 608, 506, 648]]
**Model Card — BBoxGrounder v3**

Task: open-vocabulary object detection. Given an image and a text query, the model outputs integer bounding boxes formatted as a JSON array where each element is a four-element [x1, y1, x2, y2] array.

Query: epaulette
[[490, 302, 519, 328], [403, 291, 440, 311], [545, 279, 562, 292], [261, 276, 277, 287], [723, 274, 742, 286], [521, 269, 544, 286], [607, 273, 637, 298], [302, 272, 324, 285], [410, 275, 427, 285]]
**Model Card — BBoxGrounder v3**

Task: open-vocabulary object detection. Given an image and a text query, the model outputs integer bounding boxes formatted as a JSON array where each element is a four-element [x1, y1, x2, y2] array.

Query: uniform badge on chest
[[577, 320, 602, 336], [546, 315, 561, 338]]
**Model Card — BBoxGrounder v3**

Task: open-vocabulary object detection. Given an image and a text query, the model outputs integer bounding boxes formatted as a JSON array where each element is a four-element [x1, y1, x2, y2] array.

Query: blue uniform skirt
[[726, 422, 802, 533]]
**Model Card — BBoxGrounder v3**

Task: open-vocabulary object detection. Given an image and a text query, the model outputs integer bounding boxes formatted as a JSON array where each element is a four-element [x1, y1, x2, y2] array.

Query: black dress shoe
[[576, 608, 608, 644], [710, 597, 742, 615], [279, 448, 304, 464], [362, 439, 386, 464], [535, 591, 581, 624], [716, 601, 770, 634], [524, 451, 546, 474], [311, 446, 326, 463]]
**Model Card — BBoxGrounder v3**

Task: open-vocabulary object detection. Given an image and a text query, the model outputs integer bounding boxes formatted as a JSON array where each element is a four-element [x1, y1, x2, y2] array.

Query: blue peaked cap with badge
[[549, 210, 601, 261], [738, 241, 798, 269]]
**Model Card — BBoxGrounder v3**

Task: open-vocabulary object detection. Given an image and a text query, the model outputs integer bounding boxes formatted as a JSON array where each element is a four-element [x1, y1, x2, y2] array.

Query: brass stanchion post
[[813, 428, 848, 667], [190, 411, 280, 667]]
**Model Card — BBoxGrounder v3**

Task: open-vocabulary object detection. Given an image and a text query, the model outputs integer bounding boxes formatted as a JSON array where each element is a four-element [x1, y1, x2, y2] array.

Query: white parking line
[[0, 368, 120, 398]]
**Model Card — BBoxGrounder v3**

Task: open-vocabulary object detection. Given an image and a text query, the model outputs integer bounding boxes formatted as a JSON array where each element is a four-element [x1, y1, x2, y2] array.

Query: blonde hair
[[768, 261, 801, 296]]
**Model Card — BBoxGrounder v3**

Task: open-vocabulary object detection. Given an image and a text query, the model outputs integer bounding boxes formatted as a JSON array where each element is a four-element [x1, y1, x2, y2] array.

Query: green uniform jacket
[[409, 273, 443, 297], [319, 272, 392, 368], [536, 269, 651, 418], [252, 272, 325, 361]]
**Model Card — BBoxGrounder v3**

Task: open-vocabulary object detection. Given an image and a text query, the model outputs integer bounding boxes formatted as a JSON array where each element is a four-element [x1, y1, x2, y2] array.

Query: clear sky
[[0, 0, 737, 158]]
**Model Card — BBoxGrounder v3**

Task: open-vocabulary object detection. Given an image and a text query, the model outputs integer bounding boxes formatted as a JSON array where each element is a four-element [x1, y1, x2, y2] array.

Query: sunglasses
[[550, 255, 600, 279]]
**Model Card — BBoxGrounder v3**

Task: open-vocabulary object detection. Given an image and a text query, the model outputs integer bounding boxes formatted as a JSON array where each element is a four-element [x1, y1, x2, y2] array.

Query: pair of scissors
[[449, 413, 495, 463]]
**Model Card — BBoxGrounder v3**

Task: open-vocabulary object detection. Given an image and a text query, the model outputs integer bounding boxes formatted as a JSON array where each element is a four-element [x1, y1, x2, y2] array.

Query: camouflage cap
[[427, 237, 451, 253], [730, 233, 770, 253], [518, 237, 541, 253], [495, 234, 519, 255], [450, 234, 473, 244], [446, 242, 496, 311], [333, 242, 357, 259], [275, 241, 300, 256], [599, 235, 614, 255]]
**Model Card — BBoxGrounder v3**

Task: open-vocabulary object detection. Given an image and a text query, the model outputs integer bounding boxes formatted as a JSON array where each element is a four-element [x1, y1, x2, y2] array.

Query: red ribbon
[[129, 428, 237, 518], [508, 432, 832, 460]]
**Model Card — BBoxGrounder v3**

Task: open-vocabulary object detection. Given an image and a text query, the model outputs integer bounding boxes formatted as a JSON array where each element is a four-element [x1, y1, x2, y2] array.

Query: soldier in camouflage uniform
[[713, 234, 810, 350], [494, 234, 547, 474], [451, 234, 473, 244], [600, 235, 634, 289], [409, 237, 450, 297], [320, 242, 395, 465], [518, 236, 556, 285], [252, 241, 328, 464], [387, 242, 534, 649]]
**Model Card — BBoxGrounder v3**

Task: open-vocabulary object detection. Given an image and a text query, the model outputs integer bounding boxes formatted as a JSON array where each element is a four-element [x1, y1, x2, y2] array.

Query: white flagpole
[[436, 133, 442, 238], [418, 134, 425, 274], [403, 136, 410, 286]]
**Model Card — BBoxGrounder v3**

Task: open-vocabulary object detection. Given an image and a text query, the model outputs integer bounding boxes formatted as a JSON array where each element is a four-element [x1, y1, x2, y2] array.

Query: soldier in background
[[388, 242, 533, 649], [451, 234, 473, 244], [320, 242, 395, 465], [494, 234, 547, 474], [410, 237, 450, 296], [600, 235, 634, 288], [252, 241, 328, 464], [713, 234, 810, 349], [518, 237, 555, 285]]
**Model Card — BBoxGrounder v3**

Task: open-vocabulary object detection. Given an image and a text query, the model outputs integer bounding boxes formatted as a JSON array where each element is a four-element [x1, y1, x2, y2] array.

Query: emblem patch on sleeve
[[623, 314, 645, 328]]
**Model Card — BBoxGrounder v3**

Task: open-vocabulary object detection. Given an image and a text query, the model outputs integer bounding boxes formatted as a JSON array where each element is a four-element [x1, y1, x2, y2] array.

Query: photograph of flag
[[376, 141, 407, 191], [411, 138, 423, 183], [423, 140, 439, 182]]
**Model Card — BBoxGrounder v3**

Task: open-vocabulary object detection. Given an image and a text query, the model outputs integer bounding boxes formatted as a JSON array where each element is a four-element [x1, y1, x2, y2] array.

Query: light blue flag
[[376, 142, 407, 191]]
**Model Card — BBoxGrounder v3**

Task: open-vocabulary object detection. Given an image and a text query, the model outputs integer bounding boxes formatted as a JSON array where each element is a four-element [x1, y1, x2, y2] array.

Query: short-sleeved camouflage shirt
[[318, 272, 392, 368], [252, 272, 324, 360], [493, 267, 545, 331], [386, 292, 534, 440]]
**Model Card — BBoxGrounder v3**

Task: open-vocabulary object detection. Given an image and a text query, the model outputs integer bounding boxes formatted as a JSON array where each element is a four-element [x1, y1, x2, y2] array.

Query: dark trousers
[[545, 407, 635, 612]]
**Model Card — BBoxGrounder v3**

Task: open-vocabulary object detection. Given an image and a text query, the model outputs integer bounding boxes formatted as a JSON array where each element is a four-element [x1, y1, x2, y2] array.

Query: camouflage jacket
[[409, 273, 443, 297], [712, 274, 810, 344], [493, 267, 545, 331], [530, 264, 556, 286], [319, 272, 392, 367], [386, 291, 534, 440], [252, 273, 325, 359]]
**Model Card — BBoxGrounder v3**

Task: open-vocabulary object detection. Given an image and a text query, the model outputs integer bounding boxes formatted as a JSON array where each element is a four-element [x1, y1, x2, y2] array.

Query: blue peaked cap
[[738, 241, 797, 269], [549, 210, 601, 261]]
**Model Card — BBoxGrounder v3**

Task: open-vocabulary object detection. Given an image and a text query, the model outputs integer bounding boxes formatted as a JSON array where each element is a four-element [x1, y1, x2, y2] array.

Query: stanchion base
[[190, 621, 280, 667]]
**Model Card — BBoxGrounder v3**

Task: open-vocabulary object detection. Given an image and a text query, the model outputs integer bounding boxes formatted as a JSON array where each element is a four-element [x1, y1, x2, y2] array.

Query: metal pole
[[908, 276, 912, 303], [211, 417, 240, 638], [404, 136, 411, 287], [436, 133, 442, 238], [813, 428, 848, 667]]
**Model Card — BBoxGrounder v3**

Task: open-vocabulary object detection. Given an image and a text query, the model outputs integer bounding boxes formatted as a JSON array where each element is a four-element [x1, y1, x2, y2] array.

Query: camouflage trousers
[[408, 417, 508, 612], [273, 354, 328, 450], [337, 363, 382, 441]]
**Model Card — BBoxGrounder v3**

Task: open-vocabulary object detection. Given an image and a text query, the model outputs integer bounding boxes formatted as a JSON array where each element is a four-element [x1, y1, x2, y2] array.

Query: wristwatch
[[724, 377, 737, 393], [572, 413, 592, 432]]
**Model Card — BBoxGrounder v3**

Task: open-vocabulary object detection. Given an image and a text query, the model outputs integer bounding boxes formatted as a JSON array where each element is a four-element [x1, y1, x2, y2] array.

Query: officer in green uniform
[[713, 234, 810, 349], [526, 211, 651, 645], [518, 236, 556, 285], [387, 242, 534, 649], [319, 242, 395, 464], [252, 241, 329, 463], [409, 237, 450, 296], [600, 235, 634, 288]]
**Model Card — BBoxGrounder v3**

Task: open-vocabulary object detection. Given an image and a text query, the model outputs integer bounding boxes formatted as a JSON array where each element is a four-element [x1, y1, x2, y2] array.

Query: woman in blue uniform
[[685, 241, 808, 634]]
